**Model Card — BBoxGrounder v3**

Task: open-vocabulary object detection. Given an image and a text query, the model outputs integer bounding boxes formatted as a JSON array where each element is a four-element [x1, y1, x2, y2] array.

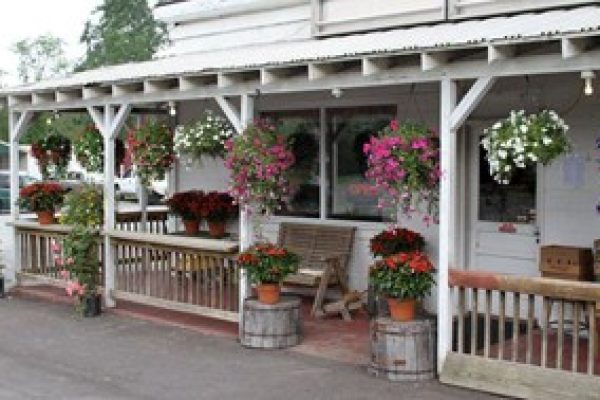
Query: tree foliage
[[12, 35, 70, 84], [78, 0, 168, 71]]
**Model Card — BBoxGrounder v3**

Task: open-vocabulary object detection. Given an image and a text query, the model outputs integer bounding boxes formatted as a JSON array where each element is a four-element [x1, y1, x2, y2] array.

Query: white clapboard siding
[[448, 0, 599, 19], [159, 2, 311, 56]]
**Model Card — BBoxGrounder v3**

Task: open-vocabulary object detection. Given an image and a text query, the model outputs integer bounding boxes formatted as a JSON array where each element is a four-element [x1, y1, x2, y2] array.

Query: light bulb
[[168, 101, 177, 116], [585, 78, 594, 96]]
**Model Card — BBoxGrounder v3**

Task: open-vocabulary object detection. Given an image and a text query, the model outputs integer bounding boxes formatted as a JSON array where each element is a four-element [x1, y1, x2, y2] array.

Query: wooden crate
[[539, 245, 594, 281]]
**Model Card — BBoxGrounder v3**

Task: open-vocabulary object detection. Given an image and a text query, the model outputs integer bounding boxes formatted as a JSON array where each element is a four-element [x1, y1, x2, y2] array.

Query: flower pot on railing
[[37, 211, 56, 225], [256, 283, 281, 305], [183, 220, 200, 235], [208, 220, 226, 238], [387, 297, 416, 322]]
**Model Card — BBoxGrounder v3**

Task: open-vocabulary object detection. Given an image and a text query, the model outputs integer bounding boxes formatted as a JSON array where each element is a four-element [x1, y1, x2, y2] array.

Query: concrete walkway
[[0, 298, 501, 400]]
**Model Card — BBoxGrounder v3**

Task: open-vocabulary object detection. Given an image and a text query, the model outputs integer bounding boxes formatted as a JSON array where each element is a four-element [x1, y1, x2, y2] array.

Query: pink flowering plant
[[225, 120, 295, 215], [363, 121, 440, 223], [127, 122, 176, 187], [52, 227, 101, 310]]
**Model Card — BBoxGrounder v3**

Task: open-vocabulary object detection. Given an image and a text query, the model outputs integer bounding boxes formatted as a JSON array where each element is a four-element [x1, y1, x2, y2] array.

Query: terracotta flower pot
[[387, 297, 417, 322], [208, 220, 226, 238], [183, 220, 200, 235], [37, 211, 56, 225], [257, 284, 281, 305]]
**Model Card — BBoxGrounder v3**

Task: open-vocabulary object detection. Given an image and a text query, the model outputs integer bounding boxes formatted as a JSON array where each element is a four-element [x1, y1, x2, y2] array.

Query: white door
[[467, 126, 541, 277]]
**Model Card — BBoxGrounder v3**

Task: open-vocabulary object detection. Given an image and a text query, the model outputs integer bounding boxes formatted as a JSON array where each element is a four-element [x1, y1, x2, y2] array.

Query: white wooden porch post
[[438, 76, 496, 373], [239, 94, 254, 332], [9, 110, 33, 283], [438, 78, 458, 373], [88, 104, 132, 308]]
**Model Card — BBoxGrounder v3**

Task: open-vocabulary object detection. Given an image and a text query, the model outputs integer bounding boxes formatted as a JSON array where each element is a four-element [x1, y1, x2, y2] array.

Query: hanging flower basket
[[31, 133, 72, 180], [174, 111, 234, 164], [482, 110, 571, 184], [73, 124, 125, 173], [363, 121, 440, 224], [225, 120, 295, 216], [127, 122, 175, 187]]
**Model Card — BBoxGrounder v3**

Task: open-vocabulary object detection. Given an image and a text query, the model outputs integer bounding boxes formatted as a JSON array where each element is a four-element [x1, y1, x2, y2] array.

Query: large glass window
[[262, 111, 321, 218], [327, 107, 396, 221], [479, 143, 536, 223]]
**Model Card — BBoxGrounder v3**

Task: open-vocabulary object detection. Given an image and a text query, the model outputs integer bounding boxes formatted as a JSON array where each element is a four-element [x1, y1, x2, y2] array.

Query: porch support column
[[9, 110, 33, 283], [438, 76, 496, 372], [438, 78, 458, 373], [88, 104, 132, 308], [239, 94, 254, 335]]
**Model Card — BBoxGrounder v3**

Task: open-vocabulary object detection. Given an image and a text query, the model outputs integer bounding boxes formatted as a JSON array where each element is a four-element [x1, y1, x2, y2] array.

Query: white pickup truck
[[114, 169, 167, 204]]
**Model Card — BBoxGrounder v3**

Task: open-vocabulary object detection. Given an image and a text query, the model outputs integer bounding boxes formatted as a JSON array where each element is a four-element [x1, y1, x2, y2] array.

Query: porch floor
[[10, 285, 370, 366]]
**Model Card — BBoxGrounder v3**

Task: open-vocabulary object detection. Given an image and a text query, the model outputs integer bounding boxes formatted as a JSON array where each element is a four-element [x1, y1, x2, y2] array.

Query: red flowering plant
[[225, 120, 295, 216], [370, 227, 425, 258], [31, 133, 72, 180], [18, 182, 66, 212], [127, 122, 176, 187], [237, 243, 300, 285], [363, 121, 440, 225], [369, 252, 435, 300], [201, 191, 238, 223], [165, 190, 205, 221]]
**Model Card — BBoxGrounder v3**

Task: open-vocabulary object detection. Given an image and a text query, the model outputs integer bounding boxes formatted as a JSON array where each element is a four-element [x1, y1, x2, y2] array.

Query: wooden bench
[[278, 222, 356, 317]]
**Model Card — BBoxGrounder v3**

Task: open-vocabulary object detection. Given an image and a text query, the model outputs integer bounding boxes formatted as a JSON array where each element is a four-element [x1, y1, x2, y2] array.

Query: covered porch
[[3, 7, 600, 397]]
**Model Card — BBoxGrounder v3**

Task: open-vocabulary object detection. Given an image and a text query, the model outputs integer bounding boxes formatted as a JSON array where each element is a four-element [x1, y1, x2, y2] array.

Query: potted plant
[[18, 182, 66, 224], [237, 243, 300, 305], [363, 121, 440, 225], [73, 124, 125, 174], [369, 252, 435, 322], [482, 110, 570, 184], [53, 226, 102, 317], [59, 184, 103, 227], [127, 121, 176, 187], [165, 190, 205, 235], [174, 110, 234, 164], [201, 191, 238, 238], [31, 133, 72, 180], [370, 227, 425, 258]]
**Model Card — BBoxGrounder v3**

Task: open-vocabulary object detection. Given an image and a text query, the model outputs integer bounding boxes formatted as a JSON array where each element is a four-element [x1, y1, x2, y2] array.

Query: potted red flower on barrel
[[238, 243, 299, 305], [369, 252, 435, 321], [201, 191, 238, 238], [18, 182, 66, 224], [165, 190, 205, 235]]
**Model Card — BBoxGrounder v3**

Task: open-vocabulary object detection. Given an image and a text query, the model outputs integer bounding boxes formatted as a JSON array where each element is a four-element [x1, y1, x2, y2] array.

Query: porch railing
[[442, 269, 600, 399], [115, 209, 169, 234], [12, 221, 240, 322], [15, 222, 105, 286], [109, 231, 240, 322]]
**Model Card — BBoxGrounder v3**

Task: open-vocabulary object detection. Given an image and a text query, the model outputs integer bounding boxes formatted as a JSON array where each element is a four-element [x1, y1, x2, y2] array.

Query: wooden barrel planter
[[369, 317, 436, 382], [241, 296, 302, 349]]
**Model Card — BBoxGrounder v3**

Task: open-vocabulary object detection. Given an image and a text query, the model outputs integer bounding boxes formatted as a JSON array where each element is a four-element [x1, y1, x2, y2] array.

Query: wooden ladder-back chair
[[278, 222, 356, 316]]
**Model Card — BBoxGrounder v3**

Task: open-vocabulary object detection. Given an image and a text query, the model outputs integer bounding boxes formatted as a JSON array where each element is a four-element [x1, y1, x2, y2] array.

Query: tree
[[78, 0, 168, 71], [12, 35, 70, 84]]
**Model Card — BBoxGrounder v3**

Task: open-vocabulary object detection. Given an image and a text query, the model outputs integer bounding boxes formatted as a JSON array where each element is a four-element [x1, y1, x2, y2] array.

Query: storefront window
[[262, 111, 321, 218], [479, 144, 536, 223], [327, 107, 396, 222]]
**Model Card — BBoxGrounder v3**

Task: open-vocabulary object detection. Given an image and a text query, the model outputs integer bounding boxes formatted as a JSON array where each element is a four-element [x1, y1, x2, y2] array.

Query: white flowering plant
[[482, 110, 570, 184], [174, 111, 234, 163]]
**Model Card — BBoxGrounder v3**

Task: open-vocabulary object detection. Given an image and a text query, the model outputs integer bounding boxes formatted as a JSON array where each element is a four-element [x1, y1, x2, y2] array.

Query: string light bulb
[[581, 71, 595, 96], [168, 101, 177, 116]]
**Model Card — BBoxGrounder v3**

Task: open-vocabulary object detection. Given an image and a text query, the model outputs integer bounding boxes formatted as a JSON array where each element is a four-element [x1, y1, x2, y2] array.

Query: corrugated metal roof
[[4, 6, 600, 94]]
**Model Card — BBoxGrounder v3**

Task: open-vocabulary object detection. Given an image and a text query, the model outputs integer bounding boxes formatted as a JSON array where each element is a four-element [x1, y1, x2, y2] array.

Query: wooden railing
[[442, 269, 600, 399], [109, 230, 240, 322], [115, 209, 169, 234], [12, 221, 241, 322], [15, 222, 104, 286]]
